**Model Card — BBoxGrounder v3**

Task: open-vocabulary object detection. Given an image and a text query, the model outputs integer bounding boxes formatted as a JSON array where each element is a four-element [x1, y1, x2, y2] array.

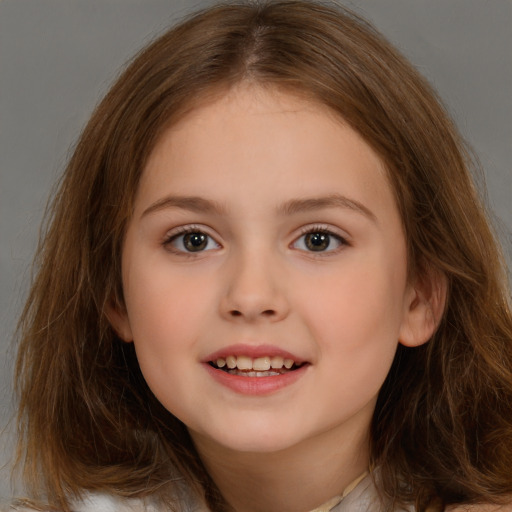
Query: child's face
[[113, 85, 423, 458]]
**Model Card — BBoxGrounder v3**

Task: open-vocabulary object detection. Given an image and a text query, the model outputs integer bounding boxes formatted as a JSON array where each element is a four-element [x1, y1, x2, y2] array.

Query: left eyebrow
[[140, 195, 227, 218], [277, 194, 377, 222]]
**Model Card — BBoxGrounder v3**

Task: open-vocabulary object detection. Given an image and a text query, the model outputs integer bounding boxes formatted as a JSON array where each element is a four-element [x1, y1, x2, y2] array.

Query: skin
[[110, 84, 444, 512]]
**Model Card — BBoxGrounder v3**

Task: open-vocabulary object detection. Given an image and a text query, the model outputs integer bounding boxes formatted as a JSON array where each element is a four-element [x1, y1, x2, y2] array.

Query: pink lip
[[202, 344, 310, 395], [203, 344, 306, 364], [203, 362, 309, 396]]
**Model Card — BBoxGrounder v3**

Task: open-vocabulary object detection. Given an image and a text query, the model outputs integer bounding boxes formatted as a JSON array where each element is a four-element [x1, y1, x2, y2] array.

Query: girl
[[10, 1, 512, 511]]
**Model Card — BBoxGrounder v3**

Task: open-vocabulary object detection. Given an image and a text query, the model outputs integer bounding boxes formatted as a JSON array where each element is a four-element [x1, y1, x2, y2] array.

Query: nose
[[219, 251, 290, 323]]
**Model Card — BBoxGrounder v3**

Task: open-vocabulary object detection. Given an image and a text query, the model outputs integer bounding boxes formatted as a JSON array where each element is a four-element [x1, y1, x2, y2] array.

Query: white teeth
[[236, 355, 253, 370], [270, 356, 284, 369], [230, 370, 281, 377], [253, 357, 271, 371], [213, 355, 298, 371]]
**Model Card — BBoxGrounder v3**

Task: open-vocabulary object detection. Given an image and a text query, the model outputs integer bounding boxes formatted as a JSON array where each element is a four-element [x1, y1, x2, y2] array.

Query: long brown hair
[[14, 1, 512, 511]]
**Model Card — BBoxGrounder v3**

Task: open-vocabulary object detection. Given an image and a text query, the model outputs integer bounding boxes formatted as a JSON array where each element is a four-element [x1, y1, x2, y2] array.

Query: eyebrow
[[278, 194, 377, 222], [141, 193, 376, 222], [141, 195, 226, 218]]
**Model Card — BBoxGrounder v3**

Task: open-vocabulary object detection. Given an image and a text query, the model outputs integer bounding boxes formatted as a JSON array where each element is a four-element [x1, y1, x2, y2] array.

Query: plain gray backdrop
[[1, 0, 511, 500]]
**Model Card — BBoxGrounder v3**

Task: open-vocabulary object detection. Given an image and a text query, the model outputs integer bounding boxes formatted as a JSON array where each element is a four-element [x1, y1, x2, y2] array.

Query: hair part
[[15, 1, 512, 511]]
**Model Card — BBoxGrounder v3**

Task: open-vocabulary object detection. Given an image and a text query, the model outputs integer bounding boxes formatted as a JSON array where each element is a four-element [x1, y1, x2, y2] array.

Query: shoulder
[[72, 494, 158, 512], [4, 489, 206, 512], [446, 502, 512, 512], [4, 494, 159, 512]]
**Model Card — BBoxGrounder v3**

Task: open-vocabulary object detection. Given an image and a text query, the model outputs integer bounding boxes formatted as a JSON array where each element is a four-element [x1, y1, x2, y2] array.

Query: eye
[[165, 229, 220, 253], [292, 229, 346, 253]]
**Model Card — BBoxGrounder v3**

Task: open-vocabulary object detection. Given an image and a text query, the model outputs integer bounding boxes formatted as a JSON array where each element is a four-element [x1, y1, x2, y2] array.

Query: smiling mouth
[[209, 355, 305, 377]]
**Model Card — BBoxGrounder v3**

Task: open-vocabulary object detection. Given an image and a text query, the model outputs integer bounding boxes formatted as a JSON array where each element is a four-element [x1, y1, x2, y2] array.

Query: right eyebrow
[[278, 194, 377, 223], [141, 195, 226, 218]]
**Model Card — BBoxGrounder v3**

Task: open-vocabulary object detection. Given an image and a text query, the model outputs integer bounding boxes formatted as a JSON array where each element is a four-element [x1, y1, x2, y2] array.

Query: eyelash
[[292, 225, 349, 254], [162, 225, 220, 255], [162, 225, 349, 255]]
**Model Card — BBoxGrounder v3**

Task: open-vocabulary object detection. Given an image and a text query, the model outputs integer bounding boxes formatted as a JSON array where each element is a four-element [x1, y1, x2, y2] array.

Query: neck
[[190, 424, 369, 512]]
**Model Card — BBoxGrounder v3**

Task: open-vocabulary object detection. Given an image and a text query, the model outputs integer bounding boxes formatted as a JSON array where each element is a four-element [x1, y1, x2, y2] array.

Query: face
[[113, 85, 427, 458]]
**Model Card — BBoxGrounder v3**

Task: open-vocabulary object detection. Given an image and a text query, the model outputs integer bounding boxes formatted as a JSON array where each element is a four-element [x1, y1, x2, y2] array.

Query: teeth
[[270, 356, 284, 369], [253, 357, 271, 371], [214, 355, 298, 372], [229, 370, 281, 377], [236, 355, 252, 370]]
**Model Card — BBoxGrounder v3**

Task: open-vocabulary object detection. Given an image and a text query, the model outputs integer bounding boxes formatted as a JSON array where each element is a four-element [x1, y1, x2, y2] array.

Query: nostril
[[229, 309, 276, 318]]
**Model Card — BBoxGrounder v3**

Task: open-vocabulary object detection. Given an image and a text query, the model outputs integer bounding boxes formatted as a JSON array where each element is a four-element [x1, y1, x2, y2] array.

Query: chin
[[225, 435, 299, 454], [190, 420, 309, 455]]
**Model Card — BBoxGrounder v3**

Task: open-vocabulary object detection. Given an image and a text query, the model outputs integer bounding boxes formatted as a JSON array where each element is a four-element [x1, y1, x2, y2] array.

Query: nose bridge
[[221, 244, 288, 322]]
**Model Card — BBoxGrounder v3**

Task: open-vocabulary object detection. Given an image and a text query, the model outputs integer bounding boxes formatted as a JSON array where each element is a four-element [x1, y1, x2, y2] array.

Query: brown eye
[[183, 232, 208, 251], [166, 230, 219, 253], [292, 230, 345, 253], [304, 232, 330, 251]]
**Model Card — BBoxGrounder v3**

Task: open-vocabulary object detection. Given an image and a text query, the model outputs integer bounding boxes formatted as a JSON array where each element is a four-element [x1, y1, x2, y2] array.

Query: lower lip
[[203, 363, 309, 395]]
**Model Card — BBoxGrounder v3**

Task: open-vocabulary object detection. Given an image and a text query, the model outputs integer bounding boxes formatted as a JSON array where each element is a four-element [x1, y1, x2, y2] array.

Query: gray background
[[1, 0, 511, 500]]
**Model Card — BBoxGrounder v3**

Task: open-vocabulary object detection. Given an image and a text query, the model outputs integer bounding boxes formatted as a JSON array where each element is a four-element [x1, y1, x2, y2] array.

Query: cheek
[[122, 259, 216, 364], [121, 263, 214, 413], [310, 294, 400, 407], [296, 254, 407, 378]]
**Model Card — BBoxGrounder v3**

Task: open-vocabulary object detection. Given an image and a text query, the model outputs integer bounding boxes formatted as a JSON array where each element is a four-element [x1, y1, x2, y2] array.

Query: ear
[[399, 266, 447, 348], [105, 298, 134, 343]]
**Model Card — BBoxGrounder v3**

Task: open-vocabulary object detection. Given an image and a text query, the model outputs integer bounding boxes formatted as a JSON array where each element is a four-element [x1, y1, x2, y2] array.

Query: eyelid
[[162, 224, 221, 254], [291, 224, 350, 253]]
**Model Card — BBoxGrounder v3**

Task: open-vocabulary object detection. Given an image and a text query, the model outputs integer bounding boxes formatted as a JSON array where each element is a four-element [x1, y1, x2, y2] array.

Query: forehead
[[136, 84, 395, 220]]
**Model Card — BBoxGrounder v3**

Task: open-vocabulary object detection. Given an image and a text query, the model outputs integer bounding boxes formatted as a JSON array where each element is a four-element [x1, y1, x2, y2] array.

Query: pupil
[[184, 233, 207, 251], [306, 232, 329, 251]]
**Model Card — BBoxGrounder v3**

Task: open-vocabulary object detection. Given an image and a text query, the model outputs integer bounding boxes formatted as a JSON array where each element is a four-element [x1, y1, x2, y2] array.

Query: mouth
[[209, 355, 305, 377], [204, 347, 309, 394]]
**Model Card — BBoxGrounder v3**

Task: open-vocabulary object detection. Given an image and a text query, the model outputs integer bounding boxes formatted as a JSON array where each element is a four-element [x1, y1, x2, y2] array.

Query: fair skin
[[110, 84, 444, 512]]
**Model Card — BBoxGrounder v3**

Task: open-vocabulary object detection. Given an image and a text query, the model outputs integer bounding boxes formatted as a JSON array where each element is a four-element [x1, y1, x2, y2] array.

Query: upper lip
[[203, 344, 307, 364]]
